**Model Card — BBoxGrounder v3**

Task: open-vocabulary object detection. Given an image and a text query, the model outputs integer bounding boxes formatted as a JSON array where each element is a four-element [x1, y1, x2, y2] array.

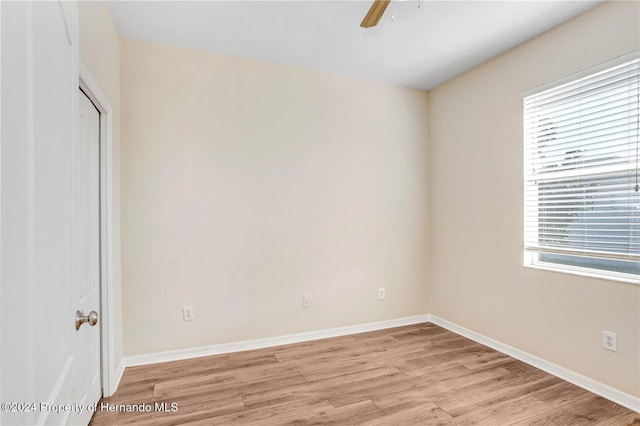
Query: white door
[[72, 89, 103, 425], [1, 2, 101, 425]]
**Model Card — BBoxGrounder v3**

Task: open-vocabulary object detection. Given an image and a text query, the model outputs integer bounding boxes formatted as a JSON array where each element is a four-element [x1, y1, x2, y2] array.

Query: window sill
[[524, 261, 639, 286]]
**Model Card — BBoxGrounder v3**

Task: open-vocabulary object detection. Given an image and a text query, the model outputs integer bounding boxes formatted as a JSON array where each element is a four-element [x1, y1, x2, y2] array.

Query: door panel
[[32, 6, 75, 422], [1, 2, 34, 424], [0, 2, 100, 425]]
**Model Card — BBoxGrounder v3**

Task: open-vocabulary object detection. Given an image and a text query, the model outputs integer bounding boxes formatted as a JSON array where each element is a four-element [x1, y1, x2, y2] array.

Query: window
[[523, 53, 640, 283]]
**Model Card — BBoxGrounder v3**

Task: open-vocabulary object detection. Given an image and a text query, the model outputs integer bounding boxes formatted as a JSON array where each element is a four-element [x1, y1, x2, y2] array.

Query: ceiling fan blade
[[360, 0, 391, 28]]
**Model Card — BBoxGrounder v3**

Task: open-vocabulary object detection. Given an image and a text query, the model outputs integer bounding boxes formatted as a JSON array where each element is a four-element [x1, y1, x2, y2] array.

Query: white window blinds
[[523, 54, 640, 279]]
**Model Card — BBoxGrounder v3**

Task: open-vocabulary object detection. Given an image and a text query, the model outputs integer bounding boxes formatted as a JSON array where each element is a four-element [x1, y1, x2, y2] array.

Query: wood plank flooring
[[89, 323, 639, 425]]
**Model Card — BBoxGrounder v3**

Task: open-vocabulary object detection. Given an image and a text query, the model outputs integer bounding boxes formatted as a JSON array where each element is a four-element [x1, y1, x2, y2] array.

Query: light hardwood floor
[[90, 323, 639, 425]]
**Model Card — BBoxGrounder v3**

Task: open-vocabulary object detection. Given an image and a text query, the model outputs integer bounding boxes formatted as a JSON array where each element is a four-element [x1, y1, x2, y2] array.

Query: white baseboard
[[121, 313, 639, 414], [103, 359, 125, 397], [428, 315, 640, 414], [124, 314, 431, 367]]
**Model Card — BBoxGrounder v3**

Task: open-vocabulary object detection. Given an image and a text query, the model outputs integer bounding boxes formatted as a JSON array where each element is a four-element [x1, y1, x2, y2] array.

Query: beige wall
[[106, 0, 638, 400], [428, 0, 639, 397], [120, 39, 430, 355], [77, 0, 123, 370]]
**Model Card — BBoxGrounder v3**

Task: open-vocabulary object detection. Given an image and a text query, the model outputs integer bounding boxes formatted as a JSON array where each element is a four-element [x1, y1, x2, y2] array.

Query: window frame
[[522, 51, 640, 285]]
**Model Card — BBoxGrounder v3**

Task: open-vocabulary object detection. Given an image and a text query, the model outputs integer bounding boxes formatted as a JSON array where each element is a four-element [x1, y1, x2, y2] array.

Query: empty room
[[1, 0, 639, 425]]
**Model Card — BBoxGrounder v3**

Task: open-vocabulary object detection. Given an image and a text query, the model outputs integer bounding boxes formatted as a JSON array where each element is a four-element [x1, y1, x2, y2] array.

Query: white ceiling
[[108, 0, 604, 90]]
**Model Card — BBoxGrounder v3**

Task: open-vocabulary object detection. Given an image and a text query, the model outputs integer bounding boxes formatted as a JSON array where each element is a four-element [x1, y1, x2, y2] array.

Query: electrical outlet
[[378, 288, 385, 300], [602, 331, 617, 351], [182, 306, 195, 321], [303, 295, 311, 308]]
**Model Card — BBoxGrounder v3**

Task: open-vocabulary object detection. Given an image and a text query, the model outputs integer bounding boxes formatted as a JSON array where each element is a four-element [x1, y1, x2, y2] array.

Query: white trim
[[114, 359, 125, 391], [79, 63, 119, 397], [524, 262, 639, 286], [429, 315, 640, 414], [124, 315, 431, 367], [25, 2, 37, 407]]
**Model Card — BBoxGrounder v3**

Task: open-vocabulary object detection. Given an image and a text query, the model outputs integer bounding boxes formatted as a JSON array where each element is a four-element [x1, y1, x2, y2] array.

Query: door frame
[[79, 63, 117, 397]]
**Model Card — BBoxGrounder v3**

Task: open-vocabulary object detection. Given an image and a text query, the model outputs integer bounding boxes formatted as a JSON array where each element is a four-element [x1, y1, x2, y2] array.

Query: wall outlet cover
[[183, 306, 195, 321], [602, 330, 616, 351], [378, 288, 386, 300]]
